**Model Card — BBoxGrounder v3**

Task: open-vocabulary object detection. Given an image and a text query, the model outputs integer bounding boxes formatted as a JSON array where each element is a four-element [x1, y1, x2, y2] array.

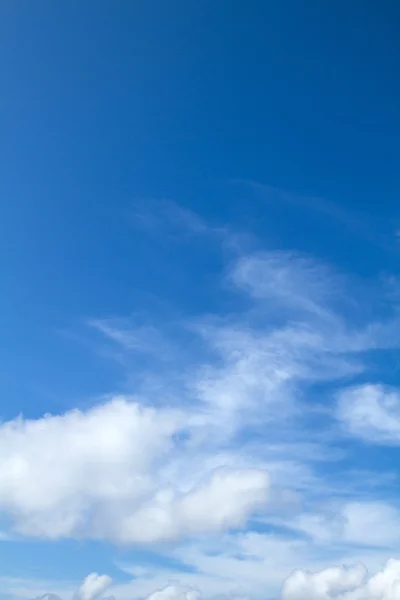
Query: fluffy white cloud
[[74, 574, 112, 600], [179, 467, 268, 532], [337, 384, 400, 443], [0, 398, 269, 543], [146, 585, 200, 600], [114, 467, 268, 544], [281, 559, 400, 600], [145, 585, 248, 600], [0, 399, 179, 539], [281, 563, 367, 600]]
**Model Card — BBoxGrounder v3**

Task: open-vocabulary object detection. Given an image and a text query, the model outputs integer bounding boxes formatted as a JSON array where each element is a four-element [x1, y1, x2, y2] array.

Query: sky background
[[2, 2, 400, 600]]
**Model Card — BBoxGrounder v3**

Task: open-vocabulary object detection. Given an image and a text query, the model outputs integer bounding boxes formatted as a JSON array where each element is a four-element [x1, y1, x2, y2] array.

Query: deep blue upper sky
[[1, 0, 400, 417], [3, 1, 400, 202]]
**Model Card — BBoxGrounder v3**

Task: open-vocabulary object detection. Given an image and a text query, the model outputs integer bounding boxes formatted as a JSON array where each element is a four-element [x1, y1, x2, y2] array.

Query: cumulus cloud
[[74, 574, 112, 600], [112, 466, 268, 544], [179, 468, 269, 533], [145, 585, 247, 600], [281, 559, 400, 600], [281, 563, 367, 600], [146, 585, 200, 600], [0, 399, 179, 540], [0, 398, 269, 543]]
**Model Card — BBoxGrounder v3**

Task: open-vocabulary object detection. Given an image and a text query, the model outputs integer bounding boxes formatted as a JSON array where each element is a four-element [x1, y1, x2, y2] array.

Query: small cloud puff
[[74, 573, 112, 600], [147, 585, 200, 600]]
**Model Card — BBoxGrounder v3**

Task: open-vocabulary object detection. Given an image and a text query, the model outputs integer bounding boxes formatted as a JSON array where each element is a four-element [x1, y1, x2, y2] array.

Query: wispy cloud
[[289, 500, 400, 548], [88, 318, 175, 361], [232, 180, 400, 252], [130, 199, 226, 241], [337, 384, 400, 444]]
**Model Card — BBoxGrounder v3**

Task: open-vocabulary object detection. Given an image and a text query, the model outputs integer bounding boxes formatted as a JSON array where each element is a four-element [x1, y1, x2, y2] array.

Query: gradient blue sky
[[2, 2, 400, 600]]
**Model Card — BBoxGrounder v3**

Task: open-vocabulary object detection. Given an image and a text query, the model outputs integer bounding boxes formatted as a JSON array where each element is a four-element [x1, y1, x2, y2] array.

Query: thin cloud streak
[[232, 180, 399, 252]]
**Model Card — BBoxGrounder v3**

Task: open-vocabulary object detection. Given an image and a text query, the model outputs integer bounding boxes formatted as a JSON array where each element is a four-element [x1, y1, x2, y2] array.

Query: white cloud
[[231, 251, 339, 320], [74, 574, 112, 600], [0, 398, 179, 540], [113, 467, 268, 544], [131, 198, 226, 241], [290, 501, 400, 548], [179, 468, 269, 533], [342, 502, 400, 548], [0, 398, 269, 543], [145, 584, 249, 600], [89, 319, 169, 355], [146, 585, 200, 600], [281, 563, 367, 600], [337, 384, 400, 444], [281, 559, 400, 600], [190, 250, 369, 439]]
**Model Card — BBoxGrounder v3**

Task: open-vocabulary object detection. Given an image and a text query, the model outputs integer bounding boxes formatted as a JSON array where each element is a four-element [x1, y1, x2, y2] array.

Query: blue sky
[[2, 2, 400, 600]]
